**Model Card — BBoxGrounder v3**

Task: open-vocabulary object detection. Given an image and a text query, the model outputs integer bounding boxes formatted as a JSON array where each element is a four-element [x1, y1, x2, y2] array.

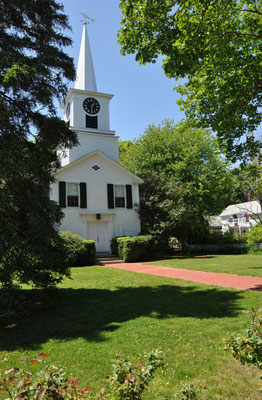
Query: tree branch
[[205, 30, 261, 49], [233, 8, 262, 16]]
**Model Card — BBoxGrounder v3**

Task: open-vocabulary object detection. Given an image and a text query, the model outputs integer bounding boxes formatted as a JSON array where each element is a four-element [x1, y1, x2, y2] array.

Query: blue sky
[[60, 0, 185, 142]]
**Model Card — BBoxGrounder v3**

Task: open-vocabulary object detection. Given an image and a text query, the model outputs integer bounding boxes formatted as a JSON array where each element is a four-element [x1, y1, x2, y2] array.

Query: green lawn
[[147, 254, 262, 277], [0, 265, 261, 399]]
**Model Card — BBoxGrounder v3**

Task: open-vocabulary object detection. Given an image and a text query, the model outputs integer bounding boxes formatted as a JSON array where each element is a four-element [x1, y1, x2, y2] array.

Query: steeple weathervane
[[80, 11, 94, 25]]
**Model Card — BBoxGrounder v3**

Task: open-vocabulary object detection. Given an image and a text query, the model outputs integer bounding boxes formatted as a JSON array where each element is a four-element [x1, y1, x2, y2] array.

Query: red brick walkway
[[103, 262, 262, 291]]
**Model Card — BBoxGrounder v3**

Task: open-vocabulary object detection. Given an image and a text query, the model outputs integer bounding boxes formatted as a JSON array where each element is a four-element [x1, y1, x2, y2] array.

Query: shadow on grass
[[0, 284, 242, 350]]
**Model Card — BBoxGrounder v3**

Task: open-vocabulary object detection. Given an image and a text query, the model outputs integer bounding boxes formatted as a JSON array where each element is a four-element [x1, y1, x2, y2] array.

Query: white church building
[[50, 22, 143, 253]]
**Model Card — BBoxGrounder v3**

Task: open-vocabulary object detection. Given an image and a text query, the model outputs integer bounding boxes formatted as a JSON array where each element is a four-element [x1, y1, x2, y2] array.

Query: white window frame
[[114, 184, 126, 208], [66, 182, 79, 208]]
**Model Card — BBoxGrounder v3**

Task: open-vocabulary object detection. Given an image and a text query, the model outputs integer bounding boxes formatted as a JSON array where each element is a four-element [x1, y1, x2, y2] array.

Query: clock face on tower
[[83, 97, 100, 115]]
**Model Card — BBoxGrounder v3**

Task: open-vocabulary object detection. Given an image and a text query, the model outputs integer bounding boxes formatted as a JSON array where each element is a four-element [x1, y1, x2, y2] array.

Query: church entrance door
[[87, 222, 109, 253]]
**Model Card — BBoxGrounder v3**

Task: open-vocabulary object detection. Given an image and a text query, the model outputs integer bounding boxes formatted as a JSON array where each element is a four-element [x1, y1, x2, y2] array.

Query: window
[[67, 183, 79, 207], [115, 185, 125, 207]]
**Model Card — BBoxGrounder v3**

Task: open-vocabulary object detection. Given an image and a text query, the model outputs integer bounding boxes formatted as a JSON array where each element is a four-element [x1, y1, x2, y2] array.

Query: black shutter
[[59, 181, 66, 207], [126, 185, 133, 209], [80, 182, 87, 208], [107, 184, 114, 208]]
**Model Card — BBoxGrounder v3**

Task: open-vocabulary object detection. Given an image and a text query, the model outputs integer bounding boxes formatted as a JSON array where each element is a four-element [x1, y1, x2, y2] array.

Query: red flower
[[30, 359, 38, 364], [38, 353, 50, 357]]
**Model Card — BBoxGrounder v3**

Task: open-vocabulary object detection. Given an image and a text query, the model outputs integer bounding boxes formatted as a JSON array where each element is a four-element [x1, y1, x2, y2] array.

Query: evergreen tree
[[0, 0, 78, 288]]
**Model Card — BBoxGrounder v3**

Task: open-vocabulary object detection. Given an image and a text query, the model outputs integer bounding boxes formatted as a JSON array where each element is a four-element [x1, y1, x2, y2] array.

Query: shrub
[[0, 351, 164, 400], [246, 223, 262, 245], [105, 349, 164, 400], [111, 236, 153, 262], [248, 248, 262, 255], [190, 230, 245, 245], [111, 236, 124, 257], [227, 308, 262, 370], [0, 352, 91, 399], [59, 231, 96, 267], [173, 383, 199, 399]]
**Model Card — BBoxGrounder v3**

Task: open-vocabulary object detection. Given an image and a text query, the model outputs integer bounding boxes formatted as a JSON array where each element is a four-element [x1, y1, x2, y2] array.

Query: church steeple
[[61, 14, 116, 161], [74, 22, 97, 92]]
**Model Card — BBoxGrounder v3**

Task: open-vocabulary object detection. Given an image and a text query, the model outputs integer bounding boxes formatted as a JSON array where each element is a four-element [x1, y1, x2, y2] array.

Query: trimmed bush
[[111, 235, 153, 262], [111, 237, 131, 259], [111, 236, 122, 257], [189, 229, 247, 245], [59, 231, 96, 267], [246, 223, 262, 245]]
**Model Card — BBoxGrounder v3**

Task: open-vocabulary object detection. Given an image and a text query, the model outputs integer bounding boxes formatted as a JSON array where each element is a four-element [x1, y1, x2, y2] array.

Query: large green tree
[[0, 0, 77, 288], [232, 160, 262, 203], [118, 0, 262, 162], [120, 120, 234, 246]]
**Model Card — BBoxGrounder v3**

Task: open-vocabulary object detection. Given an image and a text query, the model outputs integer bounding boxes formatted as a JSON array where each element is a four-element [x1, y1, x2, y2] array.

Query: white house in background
[[219, 201, 262, 234], [50, 22, 143, 253]]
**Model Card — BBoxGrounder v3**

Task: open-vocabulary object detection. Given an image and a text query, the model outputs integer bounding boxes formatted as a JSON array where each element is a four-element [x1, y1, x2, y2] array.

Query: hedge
[[59, 231, 96, 267], [111, 235, 153, 262]]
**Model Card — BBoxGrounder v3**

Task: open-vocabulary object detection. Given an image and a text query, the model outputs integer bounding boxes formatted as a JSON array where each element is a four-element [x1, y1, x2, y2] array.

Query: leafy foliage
[[118, 0, 262, 161], [0, 350, 164, 400], [189, 229, 246, 245], [246, 223, 262, 245], [0, 233, 70, 289], [120, 120, 234, 246], [105, 350, 165, 400], [173, 383, 199, 400], [111, 235, 153, 262], [119, 140, 136, 166], [227, 308, 262, 370], [0, 352, 91, 399], [0, 0, 77, 288], [59, 231, 96, 267], [237, 161, 262, 206]]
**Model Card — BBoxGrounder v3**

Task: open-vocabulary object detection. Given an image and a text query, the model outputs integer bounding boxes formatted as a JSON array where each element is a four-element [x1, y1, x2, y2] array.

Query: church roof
[[56, 150, 144, 184], [74, 22, 97, 92]]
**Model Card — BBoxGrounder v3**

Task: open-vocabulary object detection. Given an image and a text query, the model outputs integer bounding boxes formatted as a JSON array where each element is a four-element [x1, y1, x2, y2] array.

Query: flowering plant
[[0, 351, 91, 399]]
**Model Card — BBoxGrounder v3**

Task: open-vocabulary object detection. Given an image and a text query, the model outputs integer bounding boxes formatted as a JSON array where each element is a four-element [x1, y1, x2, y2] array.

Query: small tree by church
[[120, 120, 235, 248], [0, 0, 78, 288]]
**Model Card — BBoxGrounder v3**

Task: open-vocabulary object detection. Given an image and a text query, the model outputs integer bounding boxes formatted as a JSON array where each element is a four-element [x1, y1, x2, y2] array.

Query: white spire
[[75, 22, 97, 92]]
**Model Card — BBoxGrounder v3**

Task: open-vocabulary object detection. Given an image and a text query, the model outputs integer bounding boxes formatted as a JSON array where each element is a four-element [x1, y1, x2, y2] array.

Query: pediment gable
[[56, 150, 143, 184]]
